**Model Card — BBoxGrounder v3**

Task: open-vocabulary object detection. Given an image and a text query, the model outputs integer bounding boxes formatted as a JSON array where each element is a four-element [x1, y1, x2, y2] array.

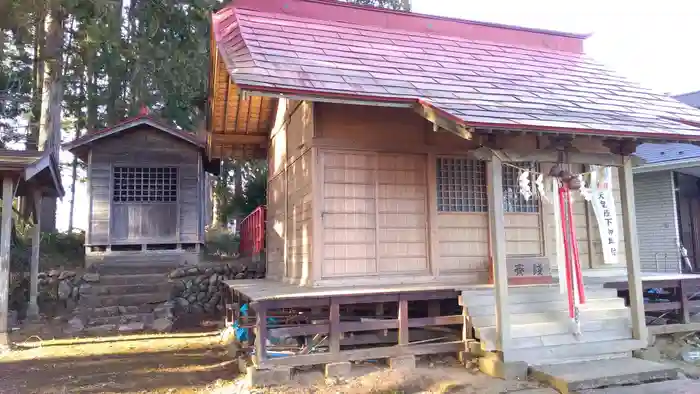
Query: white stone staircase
[[460, 285, 644, 365]]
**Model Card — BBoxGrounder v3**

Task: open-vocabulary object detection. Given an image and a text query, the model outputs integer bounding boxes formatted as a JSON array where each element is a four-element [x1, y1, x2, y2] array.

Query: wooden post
[[679, 280, 690, 324], [486, 155, 510, 357], [329, 300, 340, 354], [27, 189, 42, 319], [398, 298, 409, 345], [619, 157, 647, 343], [0, 176, 13, 347], [254, 304, 268, 366]]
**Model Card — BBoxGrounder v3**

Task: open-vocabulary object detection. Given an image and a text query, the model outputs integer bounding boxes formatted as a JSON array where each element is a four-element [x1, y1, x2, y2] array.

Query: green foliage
[[339, 0, 411, 11], [11, 230, 85, 272], [203, 227, 240, 257]]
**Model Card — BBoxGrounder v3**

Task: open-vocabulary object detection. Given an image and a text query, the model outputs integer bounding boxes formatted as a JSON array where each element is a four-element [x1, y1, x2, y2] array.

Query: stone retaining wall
[[167, 260, 264, 323]]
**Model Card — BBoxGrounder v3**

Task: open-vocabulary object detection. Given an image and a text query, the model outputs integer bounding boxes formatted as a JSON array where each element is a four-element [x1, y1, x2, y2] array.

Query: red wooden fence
[[239, 206, 266, 257]]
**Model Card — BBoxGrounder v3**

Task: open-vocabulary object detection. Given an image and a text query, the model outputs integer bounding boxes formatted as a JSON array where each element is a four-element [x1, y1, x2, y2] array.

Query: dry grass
[[0, 331, 238, 394]]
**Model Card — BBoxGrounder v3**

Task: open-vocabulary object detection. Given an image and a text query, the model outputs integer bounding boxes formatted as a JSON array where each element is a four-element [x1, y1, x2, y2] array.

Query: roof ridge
[[299, 0, 589, 39], [220, 0, 584, 53]]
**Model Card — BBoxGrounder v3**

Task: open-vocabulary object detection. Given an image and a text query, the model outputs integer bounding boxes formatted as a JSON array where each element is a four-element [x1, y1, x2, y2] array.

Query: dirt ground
[[1, 328, 548, 394], [0, 332, 236, 394]]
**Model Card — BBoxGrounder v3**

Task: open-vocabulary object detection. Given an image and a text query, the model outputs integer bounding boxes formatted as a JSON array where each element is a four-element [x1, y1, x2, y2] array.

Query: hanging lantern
[[549, 165, 563, 177], [559, 169, 573, 182]]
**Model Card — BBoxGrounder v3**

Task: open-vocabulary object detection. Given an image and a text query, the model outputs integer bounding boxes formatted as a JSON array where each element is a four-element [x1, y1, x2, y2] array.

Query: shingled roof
[[210, 0, 700, 144], [63, 113, 204, 162]]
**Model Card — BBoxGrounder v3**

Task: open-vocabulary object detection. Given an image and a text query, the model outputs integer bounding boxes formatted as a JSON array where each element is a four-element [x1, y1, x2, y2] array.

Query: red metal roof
[[212, 0, 700, 140], [63, 114, 204, 151]]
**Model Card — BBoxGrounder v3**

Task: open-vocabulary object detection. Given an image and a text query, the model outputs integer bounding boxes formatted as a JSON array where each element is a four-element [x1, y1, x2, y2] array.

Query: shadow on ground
[[0, 332, 237, 394]]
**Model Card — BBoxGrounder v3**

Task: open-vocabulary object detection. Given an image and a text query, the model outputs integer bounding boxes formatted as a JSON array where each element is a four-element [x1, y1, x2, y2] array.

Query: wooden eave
[[207, 36, 275, 160], [0, 150, 64, 198]]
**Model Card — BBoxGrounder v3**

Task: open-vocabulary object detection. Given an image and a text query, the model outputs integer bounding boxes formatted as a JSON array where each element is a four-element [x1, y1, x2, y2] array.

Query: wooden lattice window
[[502, 162, 539, 213], [112, 167, 178, 203], [436, 158, 487, 212]]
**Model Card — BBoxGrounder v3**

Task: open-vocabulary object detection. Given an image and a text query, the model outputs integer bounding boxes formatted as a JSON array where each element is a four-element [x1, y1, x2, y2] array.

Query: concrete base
[[478, 354, 528, 380], [325, 362, 351, 378], [582, 379, 700, 394], [245, 366, 292, 387], [458, 350, 477, 365], [388, 355, 416, 370], [529, 358, 680, 394]]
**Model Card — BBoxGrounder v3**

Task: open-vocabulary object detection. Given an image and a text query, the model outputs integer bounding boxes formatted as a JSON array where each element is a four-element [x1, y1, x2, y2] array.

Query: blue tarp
[[232, 303, 280, 343]]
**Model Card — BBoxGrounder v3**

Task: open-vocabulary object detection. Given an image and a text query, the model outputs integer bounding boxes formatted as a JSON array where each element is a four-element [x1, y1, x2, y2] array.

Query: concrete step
[[481, 327, 632, 351], [578, 378, 700, 394], [461, 288, 620, 307], [509, 339, 646, 365], [529, 357, 680, 393], [476, 316, 631, 340], [466, 298, 625, 317], [85, 283, 172, 296], [460, 284, 606, 297], [79, 292, 170, 308], [92, 263, 179, 275], [99, 274, 167, 286], [470, 306, 630, 327]]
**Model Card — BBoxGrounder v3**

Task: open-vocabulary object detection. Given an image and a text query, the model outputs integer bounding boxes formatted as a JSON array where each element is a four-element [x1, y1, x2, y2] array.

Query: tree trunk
[[38, 2, 65, 232], [105, 0, 124, 124], [28, 12, 45, 150], [68, 43, 87, 233]]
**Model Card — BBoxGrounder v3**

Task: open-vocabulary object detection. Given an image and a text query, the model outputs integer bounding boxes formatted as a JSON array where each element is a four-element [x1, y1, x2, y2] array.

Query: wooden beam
[[254, 306, 268, 367], [680, 280, 691, 324], [619, 156, 647, 344], [329, 301, 340, 354], [480, 148, 624, 167], [414, 104, 474, 141], [27, 189, 41, 319], [260, 341, 462, 368], [0, 176, 13, 347], [486, 155, 510, 358], [398, 299, 409, 345], [209, 133, 267, 146]]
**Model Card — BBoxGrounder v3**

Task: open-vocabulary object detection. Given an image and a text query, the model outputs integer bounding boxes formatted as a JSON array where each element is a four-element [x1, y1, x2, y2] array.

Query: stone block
[[245, 366, 292, 387], [325, 362, 351, 378], [478, 354, 528, 380], [389, 355, 416, 370]]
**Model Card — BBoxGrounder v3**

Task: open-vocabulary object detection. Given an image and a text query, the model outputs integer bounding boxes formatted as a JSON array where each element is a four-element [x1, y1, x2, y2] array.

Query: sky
[[54, 0, 700, 231]]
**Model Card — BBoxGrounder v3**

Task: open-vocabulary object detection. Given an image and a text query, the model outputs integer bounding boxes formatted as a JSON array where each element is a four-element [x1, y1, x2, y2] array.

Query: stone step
[[476, 316, 631, 340], [74, 304, 157, 318], [508, 339, 645, 365], [99, 274, 167, 286], [461, 288, 619, 307], [579, 378, 700, 394], [87, 313, 153, 327], [92, 263, 179, 275], [529, 357, 680, 394], [79, 292, 170, 308], [84, 283, 172, 296], [480, 327, 633, 351], [466, 298, 626, 317]]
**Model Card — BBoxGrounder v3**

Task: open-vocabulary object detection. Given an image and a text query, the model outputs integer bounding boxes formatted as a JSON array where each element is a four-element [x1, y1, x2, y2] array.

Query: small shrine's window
[[112, 166, 178, 203], [436, 158, 487, 212]]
